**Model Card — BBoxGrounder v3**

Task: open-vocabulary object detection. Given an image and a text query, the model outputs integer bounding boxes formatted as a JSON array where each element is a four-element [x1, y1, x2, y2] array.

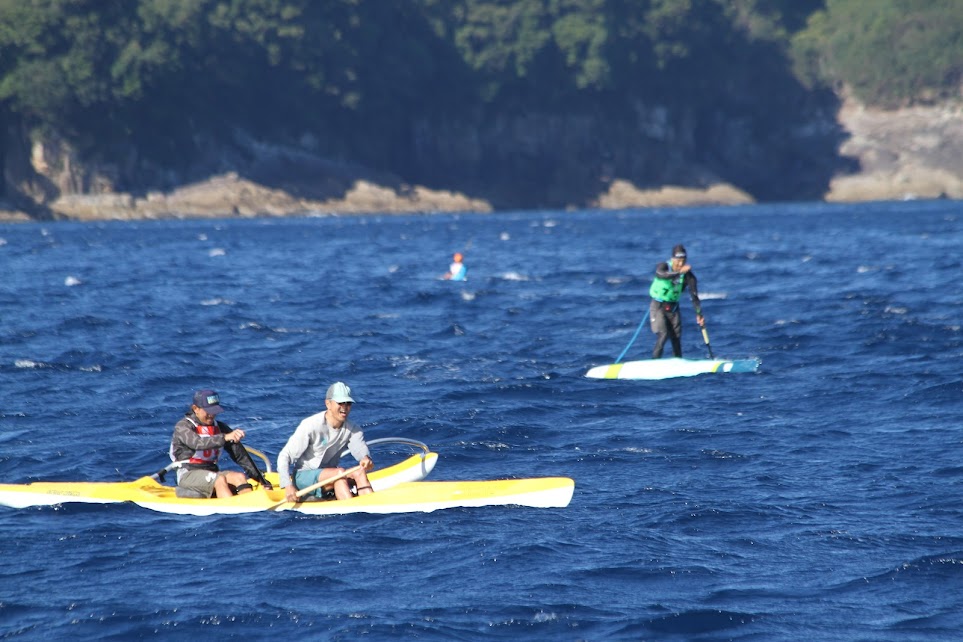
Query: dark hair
[[672, 244, 687, 258]]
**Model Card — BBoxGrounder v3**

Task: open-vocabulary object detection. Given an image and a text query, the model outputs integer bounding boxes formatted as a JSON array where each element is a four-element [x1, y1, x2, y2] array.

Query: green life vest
[[649, 261, 685, 302]]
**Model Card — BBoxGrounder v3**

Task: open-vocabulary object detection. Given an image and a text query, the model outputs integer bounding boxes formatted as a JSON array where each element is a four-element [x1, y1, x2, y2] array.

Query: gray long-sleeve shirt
[[169, 413, 267, 484], [276, 411, 370, 489]]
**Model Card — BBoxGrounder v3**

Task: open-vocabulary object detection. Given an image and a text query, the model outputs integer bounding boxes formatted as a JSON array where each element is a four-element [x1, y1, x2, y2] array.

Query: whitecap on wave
[[64, 276, 82, 286], [201, 298, 234, 306], [14, 359, 101, 371], [15, 359, 47, 369], [208, 248, 226, 257], [700, 291, 727, 300], [500, 272, 529, 281], [238, 321, 309, 333]]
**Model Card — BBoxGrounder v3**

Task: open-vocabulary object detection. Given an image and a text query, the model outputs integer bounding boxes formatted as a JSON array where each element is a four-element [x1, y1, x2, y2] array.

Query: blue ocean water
[[1, 200, 961, 640]]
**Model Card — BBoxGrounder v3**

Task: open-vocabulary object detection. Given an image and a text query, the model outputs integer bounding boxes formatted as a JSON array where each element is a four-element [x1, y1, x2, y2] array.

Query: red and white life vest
[[187, 418, 222, 465]]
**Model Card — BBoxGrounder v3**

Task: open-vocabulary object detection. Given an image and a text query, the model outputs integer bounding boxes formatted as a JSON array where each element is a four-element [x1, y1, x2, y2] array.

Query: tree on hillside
[[792, 0, 962, 107], [0, 0, 467, 171]]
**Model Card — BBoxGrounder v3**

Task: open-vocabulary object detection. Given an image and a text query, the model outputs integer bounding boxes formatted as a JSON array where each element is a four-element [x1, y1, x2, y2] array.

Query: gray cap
[[325, 382, 355, 403]]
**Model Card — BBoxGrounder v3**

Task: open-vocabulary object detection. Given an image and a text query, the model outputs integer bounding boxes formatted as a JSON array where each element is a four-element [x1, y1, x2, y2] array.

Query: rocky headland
[[822, 99, 963, 202], [1, 97, 960, 223]]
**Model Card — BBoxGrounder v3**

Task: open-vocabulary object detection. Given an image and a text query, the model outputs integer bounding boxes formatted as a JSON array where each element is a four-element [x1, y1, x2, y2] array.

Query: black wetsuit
[[649, 262, 701, 358]]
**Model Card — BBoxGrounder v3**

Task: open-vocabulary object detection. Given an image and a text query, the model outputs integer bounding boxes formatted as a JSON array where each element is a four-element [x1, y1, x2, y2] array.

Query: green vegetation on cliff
[[792, 0, 962, 108], [0, 0, 957, 208]]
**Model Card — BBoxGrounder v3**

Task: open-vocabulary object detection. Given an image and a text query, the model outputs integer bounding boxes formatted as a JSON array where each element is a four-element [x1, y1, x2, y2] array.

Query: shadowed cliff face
[[398, 13, 854, 209], [4, 92, 962, 223], [1, 98, 846, 220], [403, 93, 849, 210]]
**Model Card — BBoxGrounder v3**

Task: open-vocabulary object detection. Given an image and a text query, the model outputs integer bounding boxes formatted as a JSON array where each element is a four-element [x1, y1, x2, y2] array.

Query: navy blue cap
[[192, 389, 225, 415]]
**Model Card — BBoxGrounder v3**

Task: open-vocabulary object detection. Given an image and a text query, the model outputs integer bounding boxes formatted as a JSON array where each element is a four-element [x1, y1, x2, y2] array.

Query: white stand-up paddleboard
[[585, 357, 760, 380]]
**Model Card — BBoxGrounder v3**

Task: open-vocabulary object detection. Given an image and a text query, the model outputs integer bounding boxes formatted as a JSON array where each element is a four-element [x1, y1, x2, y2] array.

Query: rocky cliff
[[824, 99, 963, 202], [1, 97, 960, 223]]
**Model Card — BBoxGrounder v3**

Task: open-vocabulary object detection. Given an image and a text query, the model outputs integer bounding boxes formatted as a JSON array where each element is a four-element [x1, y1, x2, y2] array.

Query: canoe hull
[[0, 453, 575, 515], [586, 357, 760, 380], [0, 452, 437, 514], [277, 477, 575, 515]]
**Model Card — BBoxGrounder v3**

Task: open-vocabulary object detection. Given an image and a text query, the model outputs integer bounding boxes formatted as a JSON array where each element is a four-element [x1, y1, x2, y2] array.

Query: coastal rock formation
[[1, 97, 960, 222], [592, 180, 753, 209], [824, 98, 963, 202], [591, 97, 963, 209], [46, 173, 491, 221]]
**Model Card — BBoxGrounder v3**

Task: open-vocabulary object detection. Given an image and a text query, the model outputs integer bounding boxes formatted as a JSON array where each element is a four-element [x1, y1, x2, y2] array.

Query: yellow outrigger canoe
[[0, 439, 574, 516]]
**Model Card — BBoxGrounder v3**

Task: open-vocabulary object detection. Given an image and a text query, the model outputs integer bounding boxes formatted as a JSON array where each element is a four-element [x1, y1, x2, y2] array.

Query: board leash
[[614, 308, 650, 364]]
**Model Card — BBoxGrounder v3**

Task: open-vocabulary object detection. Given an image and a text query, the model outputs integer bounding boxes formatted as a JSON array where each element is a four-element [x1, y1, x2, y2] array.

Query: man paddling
[[648, 244, 704, 358], [169, 389, 273, 498], [277, 382, 374, 502]]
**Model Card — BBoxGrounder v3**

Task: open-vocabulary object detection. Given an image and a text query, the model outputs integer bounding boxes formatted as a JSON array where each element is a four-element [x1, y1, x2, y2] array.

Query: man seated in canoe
[[170, 389, 273, 498], [277, 381, 374, 502]]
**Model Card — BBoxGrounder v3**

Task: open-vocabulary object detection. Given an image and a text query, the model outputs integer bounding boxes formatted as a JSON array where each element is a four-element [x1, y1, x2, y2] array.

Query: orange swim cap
[[453, 253, 463, 262]]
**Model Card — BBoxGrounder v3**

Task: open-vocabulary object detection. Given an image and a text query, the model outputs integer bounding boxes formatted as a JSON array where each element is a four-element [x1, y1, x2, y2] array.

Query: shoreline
[[1, 183, 955, 224], [3, 97, 960, 223]]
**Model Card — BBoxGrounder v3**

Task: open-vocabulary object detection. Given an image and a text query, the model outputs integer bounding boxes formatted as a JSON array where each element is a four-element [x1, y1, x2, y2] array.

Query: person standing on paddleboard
[[648, 244, 705, 358], [169, 389, 273, 498], [277, 382, 374, 502]]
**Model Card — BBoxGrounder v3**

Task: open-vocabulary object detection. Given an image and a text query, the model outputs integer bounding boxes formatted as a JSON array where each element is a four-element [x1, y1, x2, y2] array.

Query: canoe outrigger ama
[[0, 438, 575, 516]]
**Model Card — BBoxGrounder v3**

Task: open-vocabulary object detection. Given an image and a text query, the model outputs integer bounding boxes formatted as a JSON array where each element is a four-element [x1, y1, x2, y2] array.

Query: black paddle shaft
[[690, 290, 714, 359]]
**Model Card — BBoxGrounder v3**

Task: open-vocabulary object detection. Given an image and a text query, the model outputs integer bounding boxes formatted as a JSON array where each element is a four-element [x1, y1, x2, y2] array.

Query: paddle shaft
[[296, 465, 362, 498], [699, 325, 714, 359], [236, 443, 271, 488], [690, 289, 714, 359], [244, 446, 272, 473], [270, 465, 363, 508]]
